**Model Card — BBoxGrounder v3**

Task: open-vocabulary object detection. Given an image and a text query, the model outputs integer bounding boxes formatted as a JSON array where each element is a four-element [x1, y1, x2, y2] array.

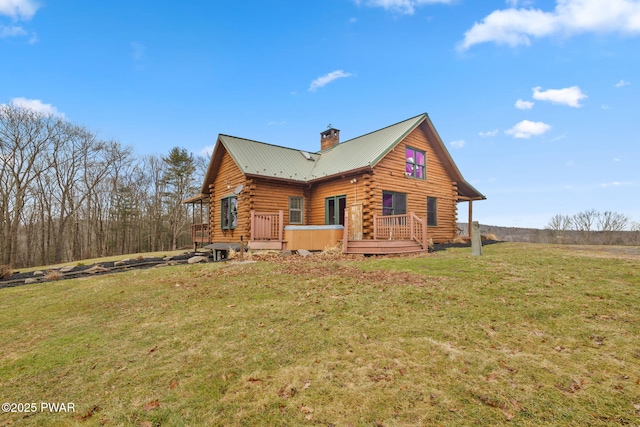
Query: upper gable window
[[405, 147, 425, 179]]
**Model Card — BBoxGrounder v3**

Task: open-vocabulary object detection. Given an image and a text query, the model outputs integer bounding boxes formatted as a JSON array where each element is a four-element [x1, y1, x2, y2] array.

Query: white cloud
[[615, 79, 630, 87], [9, 97, 65, 117], [309, 70, 353, 92], [0, 0, 39, 20], [479, 129, 499, 137], [354, 0, 452, 15], [505, 120, 551, 138], [532, 86, 587, 107], [613, 157, 621, 162], [459, 0, 640, 50], [601, 181, 632, 188], [0, 24, 25, 37], [515, 99, 534, 109], [601, 104, 611, 110], [450, 139, 466, 148]]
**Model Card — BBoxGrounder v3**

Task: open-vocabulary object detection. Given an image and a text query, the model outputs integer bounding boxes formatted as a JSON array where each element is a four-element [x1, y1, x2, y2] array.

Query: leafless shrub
[[44, 270, 63, 281], [452, 235, 468, 244], [0, 264, 12, 279], [322, 242, 342, 255]]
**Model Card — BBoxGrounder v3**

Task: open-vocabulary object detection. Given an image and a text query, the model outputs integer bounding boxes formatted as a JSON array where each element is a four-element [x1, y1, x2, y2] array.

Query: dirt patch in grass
[[562, 244, 640, 260]]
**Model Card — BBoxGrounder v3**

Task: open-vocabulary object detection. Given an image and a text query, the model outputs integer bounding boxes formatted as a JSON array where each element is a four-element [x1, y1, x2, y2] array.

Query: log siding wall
[[369, 125, 458, 243], [208, 147, 250, 243]]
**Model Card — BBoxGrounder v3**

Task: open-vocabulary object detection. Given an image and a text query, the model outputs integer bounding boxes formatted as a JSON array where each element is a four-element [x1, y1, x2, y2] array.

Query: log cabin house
[[183, 113, 485, 255]]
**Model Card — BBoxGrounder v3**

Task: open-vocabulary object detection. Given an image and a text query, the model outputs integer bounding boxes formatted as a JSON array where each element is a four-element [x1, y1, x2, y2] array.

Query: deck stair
[[344, 239, 425, 255]]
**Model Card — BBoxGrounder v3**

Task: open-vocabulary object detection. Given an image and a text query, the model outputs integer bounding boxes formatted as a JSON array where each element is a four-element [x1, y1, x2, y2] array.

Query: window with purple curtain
[[405, 147, 425, 179]]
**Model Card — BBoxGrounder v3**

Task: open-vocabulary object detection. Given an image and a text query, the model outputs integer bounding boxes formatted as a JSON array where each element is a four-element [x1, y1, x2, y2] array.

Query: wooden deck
[[343, 211, 428, 255]]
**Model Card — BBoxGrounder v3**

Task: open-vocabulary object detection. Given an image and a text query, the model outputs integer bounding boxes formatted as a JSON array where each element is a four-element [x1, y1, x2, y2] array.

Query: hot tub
[[283, 225, 344, 251]]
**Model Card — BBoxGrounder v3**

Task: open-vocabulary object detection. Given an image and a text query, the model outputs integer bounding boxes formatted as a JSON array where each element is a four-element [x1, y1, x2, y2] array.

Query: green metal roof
[[308, 114, 426, 179], [200, 113, 485, 201], [218, 114, 426, 182], [220, 135, 318, 182]]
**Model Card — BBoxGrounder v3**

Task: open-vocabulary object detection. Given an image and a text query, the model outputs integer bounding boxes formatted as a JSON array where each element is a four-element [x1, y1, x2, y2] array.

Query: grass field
[[0, 243, 639, 426]]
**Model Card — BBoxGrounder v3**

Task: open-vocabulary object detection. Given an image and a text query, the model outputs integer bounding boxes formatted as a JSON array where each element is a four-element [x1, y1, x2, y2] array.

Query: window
[[405, 147, 426, 179], [325, 195, 346, 225], [382, 191, 406, 216], [427, 197, 437, 226], [289, 196, 303, 224], [221, 196, 238, 229]]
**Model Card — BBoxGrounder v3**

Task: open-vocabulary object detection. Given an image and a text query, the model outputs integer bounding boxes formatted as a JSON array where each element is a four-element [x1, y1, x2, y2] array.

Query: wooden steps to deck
[[344, 239, 426, 255]]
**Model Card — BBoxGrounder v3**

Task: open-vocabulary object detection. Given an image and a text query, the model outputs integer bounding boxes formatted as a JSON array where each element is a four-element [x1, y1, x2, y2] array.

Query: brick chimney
[[320, 127, 340, 150]]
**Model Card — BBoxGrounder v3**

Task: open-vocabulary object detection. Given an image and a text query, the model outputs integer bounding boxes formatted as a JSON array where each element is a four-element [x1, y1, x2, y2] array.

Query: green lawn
[[1, 243, 639, 426]]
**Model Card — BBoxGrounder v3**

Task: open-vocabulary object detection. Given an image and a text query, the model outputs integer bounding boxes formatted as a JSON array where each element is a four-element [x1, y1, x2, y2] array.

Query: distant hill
[[458, 223, 640, 246]]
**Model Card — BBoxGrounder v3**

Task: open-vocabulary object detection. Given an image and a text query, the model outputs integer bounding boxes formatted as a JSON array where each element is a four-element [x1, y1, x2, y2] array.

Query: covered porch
[[182, 193, 211, 248]]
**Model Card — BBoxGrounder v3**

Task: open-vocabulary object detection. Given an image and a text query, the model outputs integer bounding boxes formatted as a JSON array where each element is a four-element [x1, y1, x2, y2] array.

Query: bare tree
[[545, 214, 573, 244], [572, 209, 599, 244], [631, 221, 640, 246], [597, 211, 630, 245], [0, 105, 63, 265]]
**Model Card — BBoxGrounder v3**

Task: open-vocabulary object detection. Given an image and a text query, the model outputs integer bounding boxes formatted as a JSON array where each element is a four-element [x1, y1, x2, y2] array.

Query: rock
[[24, 278, 38, 284], [280, 250, 293, 257], [114, 261, 126, 267], [163, 256, 173, 261], [297, 249, 312, 257], [188, 256, 207, 264], [33, 270, 44, 276], [84, 265, 108, 274], [59, 265, 75, 273]]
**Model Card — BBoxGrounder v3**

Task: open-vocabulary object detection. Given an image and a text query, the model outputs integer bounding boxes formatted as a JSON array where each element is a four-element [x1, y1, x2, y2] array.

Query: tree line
[[546, 209, 640, 245], [1, 104, 206, 268]]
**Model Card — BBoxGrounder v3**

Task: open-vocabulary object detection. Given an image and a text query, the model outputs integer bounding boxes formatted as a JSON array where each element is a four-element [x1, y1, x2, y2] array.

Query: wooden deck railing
[[373, 212, 427, 247], [410, 212, 428, 248], [191, 223, 210, 243], [374, 214, 411, 240], [250, 210, 284, 241]]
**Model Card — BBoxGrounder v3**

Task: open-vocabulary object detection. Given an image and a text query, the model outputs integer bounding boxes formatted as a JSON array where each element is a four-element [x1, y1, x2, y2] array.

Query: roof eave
[[307, 166, 373, 184]]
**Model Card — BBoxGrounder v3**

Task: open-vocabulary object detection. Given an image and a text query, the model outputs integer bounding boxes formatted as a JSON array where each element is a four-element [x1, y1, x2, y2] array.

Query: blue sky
[[2, 0, 639, 228]]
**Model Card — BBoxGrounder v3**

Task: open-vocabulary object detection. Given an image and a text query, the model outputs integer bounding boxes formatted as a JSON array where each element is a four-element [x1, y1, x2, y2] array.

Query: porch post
[[250, 210, 255, 241], [343, 209, 349, 253], [410, 212, 415, 241], [422, 216, 428, 250], [191, 201, 196, 251], [373, 214, 378, 240], [278, 210, 284, 241], [468, 200, 473, 239]]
